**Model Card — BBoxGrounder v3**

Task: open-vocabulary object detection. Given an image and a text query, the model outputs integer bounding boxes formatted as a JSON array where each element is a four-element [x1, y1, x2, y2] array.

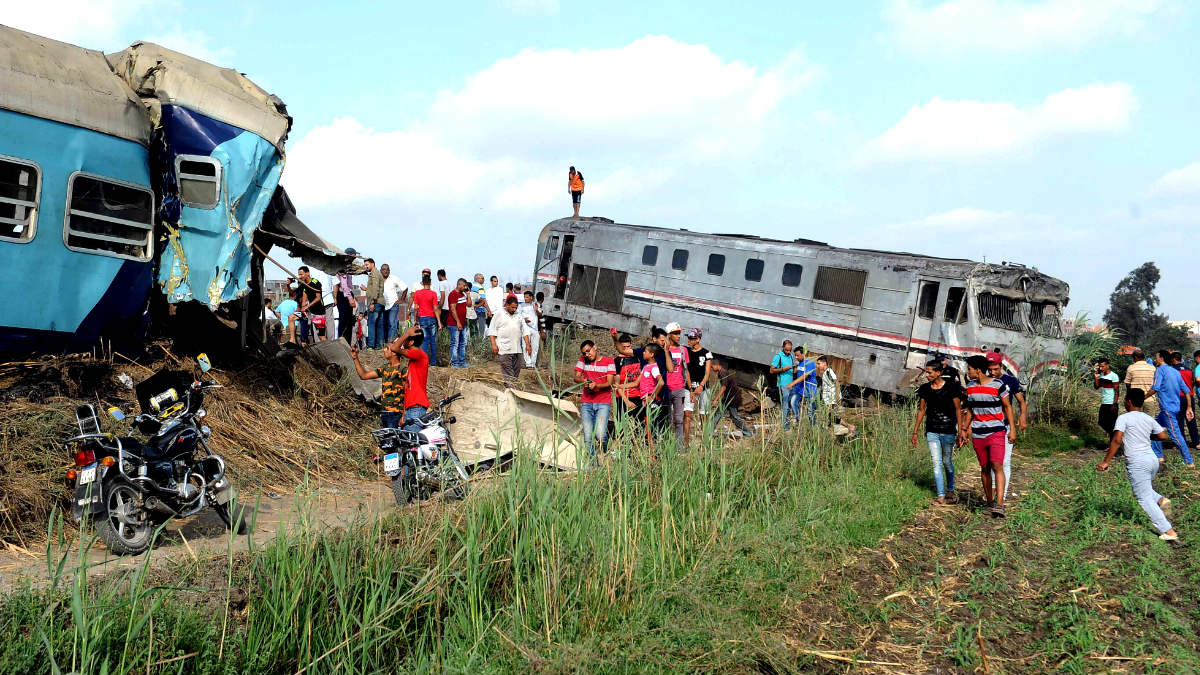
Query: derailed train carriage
[[533, 217, 1070, 395], [0, 26, 350, 353]]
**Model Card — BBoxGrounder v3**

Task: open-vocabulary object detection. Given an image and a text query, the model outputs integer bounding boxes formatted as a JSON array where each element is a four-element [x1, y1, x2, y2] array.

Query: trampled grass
[[2, 404, 930, 674]]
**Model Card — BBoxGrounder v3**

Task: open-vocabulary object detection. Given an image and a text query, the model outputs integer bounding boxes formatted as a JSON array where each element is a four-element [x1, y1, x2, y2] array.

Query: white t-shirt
[[1115, 411, 1164, 459], [484, 286, 506, 316], [486, 310, 529, 354], [438, 279, 452, 309], [383, 276, 407, 310], [518, 303, 538, 334]]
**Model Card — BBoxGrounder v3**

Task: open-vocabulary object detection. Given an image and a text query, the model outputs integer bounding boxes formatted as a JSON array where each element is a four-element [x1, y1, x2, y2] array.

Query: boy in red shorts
[[960, 354, 1017, 517]]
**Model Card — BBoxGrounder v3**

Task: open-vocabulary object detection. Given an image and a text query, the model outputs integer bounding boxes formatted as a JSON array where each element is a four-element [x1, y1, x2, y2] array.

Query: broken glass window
[[64, 174, 154, 260], [0, 158, 39, 242]]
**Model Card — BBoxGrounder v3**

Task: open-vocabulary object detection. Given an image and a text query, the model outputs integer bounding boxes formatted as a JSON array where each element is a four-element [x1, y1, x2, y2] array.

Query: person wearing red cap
[[986, 350, 1026, 501], [487, 293, 532, 385]]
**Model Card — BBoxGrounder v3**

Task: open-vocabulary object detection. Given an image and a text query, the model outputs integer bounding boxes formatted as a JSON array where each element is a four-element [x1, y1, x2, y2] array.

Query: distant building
[[1170, 320, 1200, 338]]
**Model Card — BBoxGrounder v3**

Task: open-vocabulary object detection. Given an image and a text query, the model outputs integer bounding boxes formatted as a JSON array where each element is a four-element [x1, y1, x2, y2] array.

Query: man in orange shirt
[[568, 166, 585, 218]]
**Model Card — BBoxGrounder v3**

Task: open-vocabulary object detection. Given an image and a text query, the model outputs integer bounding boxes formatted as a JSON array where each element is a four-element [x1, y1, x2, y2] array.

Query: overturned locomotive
[[533, 217, 1070, 394]]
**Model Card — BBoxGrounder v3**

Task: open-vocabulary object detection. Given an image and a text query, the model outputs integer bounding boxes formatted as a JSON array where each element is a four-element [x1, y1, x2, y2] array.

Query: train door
[[905, 278, 945, 371], [554, 235, 574, 300]]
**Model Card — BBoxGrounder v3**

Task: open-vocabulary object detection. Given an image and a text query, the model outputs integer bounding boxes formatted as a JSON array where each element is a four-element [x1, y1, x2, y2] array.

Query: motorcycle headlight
[[201, 425, 212, 438], [196, 408, 207, 419]]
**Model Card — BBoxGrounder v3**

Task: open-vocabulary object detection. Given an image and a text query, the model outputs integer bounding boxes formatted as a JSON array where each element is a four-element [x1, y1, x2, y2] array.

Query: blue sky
[[12, 0, 1200, 321]]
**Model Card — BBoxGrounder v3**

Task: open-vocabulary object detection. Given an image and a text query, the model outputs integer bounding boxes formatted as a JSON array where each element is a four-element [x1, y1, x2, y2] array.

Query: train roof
[[0, 25, 151, 144], [107, 42, 291, 151], [545, 216, 1069, 304]]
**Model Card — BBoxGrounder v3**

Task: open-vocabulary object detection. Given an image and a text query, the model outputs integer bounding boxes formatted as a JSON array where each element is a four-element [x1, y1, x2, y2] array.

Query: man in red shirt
[[447, 278, 471, 368], [411, 274, 441, 367], [350, 323, 430, 432], [573, 339, 615, 459]]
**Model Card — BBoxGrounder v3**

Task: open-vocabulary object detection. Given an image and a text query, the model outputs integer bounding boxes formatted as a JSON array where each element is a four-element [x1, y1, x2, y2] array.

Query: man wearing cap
[[487, 294, 533, 384], [684, 328, 713, 442], [986, 351, 1026, 500], [664, 322, 692, 440]]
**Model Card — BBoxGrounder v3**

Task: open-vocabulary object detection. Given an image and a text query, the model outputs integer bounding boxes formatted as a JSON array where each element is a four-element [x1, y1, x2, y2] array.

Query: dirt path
[[0, 478, 393, 593], [784, 448, 1200, 673]]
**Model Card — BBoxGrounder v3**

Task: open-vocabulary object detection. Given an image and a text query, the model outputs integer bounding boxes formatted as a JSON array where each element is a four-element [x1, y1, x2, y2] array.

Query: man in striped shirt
[[960, 355, 1017, 517]]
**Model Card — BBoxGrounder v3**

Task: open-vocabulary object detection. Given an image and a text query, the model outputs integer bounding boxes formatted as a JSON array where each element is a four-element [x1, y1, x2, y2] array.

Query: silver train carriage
[[532, 217, 1070, 395]]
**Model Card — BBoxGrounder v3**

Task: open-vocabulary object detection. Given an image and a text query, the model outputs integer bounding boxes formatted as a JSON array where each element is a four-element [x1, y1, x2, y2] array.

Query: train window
[[175, 155, 222, 209], [0, 156, 40, 243], [1029, 302, 1063, 338], [642, 245, 658, 266], [977, 293, 1021, 330], [546, 236, 560, 259], [917, 281, 940, 319], [781, 263, 803, 287], [707, 253, 725, 276], [64, 173, 154, 261], [944, 287, 967, 324], [745, 258, 764, 282], [671, 248, 689, 271], [813, 266, 867, 306]]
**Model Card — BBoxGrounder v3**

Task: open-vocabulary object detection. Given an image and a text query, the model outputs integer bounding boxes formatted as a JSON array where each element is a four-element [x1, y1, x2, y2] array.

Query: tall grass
[[2, 403, 931, 673]]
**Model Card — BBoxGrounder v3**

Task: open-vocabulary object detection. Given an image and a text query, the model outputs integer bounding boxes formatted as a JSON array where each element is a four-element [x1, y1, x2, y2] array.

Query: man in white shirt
[[1098, 387, 1179, 541], [381, 263, 407, 345], [484, 275, 506, 325], [487, 294, 532, 385], [518, 290, 540, 368], [436, 269, 452, 326]]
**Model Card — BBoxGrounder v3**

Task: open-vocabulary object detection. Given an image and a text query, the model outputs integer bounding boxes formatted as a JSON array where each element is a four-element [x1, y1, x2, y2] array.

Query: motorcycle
[[372, 393, 471, 506], [66, 354, 248, 555]]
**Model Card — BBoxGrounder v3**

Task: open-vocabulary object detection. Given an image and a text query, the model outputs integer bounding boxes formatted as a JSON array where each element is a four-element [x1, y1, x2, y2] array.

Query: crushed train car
[[533, 217, 1071, 394], [0, 25, 351, 352]]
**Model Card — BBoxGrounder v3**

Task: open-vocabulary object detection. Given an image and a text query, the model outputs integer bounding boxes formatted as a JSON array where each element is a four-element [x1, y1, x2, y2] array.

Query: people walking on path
[[1094, 357, 1121, 441], [574, 339, 616, 459], [962, 354, 1016, 518], [411, 274, 441, 367], [1149, 350, 1194, 466], [986, 351, 1025, 500], [487, 294, 532, 385], [1097, 387, 1179, 541], [912, 359, 963, 506], [568, 166, 585, 218]]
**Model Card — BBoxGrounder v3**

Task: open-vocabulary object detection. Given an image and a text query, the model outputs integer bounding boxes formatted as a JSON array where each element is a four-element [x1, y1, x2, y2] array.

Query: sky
[[9, 0, 1200, 321]]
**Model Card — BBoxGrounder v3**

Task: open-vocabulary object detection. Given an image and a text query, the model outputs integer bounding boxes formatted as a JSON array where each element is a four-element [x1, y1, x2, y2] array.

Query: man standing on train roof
[[1149, 349, 1194, 467], [568, 166, 584, 218], [770, 339, 799, 431]]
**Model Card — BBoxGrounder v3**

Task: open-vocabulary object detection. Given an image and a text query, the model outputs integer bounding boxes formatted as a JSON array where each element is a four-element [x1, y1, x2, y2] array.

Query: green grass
[[1, 403, 930, 674]]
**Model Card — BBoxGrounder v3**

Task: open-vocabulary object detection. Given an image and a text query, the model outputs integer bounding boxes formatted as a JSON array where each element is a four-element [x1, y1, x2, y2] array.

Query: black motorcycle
[[372, 393, 470, 506], [67, 354, 248, 555]]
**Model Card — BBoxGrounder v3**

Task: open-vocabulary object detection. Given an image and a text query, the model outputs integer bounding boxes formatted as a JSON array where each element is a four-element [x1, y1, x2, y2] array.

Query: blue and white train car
[[0, 27, 156, 351]]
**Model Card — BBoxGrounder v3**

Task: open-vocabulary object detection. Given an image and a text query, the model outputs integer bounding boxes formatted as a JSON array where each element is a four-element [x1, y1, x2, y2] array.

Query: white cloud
[[497, 0, 559, 13], [886, 0, 1162, 54], [4, 0, 152, 47], [859, 83, 1136, 164], [1151, 162, 1200, 196], [285, 36, 820, 210]]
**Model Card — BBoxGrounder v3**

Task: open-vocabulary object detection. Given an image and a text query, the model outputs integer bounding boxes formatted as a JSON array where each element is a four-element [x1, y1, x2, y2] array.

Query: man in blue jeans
[[769, 339, 798, 430], [363, 258, 385, 348], [411, 274, 441, 367], [1150, 349, 1195, 466], [786, 346, 818, 424], [446, 277, 470, 368], [912, 360, 963, 505], [573, 340, 615, 460]]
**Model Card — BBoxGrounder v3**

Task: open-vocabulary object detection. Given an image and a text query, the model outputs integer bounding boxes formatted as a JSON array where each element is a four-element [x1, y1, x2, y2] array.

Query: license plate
[[382, 453, 400, 473], [78, 465, 97, 485]]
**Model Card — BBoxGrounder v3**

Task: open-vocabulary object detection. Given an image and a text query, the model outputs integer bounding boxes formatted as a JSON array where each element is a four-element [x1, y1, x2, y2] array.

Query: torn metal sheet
[[967, 264, 1071, 306], [448, 382, 584, 471], [0, 26, 150, 145], [257, 186, 356, 276]]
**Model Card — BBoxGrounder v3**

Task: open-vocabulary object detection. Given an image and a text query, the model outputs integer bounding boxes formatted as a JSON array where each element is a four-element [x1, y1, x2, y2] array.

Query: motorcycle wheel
[[214, 502, 252, 535], [390, 466, 414, 506], [96, 482, 154, 556], [442, 445, 470, 501]]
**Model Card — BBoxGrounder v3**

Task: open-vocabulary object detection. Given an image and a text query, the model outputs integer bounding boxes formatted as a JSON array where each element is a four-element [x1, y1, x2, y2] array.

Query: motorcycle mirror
[[107, 406, 126, 421], [448, 416, 457, 425], [197, 353, 212, 373]]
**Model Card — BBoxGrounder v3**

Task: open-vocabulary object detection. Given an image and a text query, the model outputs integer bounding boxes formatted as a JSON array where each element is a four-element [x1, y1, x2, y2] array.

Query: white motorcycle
[[371, 394, 470, 505]]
